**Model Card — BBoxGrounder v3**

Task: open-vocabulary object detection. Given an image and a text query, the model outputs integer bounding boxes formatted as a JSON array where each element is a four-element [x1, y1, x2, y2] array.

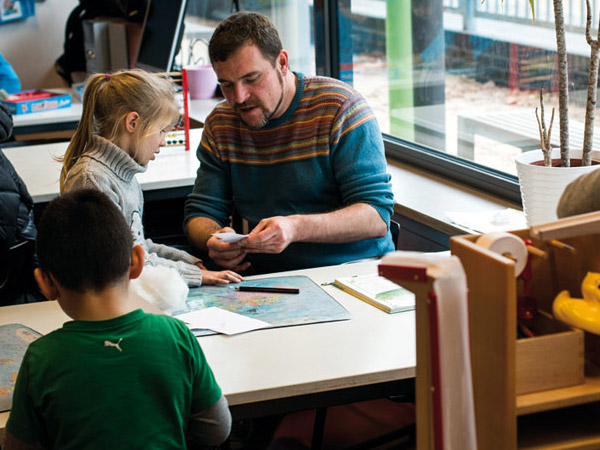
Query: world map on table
[[0, 324, 41, 411], [175, 275, 351, 336]]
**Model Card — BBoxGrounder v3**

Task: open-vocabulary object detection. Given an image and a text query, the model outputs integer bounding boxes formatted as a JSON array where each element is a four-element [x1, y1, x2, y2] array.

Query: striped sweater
[[185, 73, 395, 273]]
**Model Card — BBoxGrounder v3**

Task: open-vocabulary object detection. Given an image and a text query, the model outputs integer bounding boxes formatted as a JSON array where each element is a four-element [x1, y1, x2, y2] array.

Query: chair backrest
[[390, 219, 401, 250]]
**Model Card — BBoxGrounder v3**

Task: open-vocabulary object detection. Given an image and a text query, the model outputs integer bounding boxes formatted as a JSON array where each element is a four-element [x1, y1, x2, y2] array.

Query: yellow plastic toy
[[553, 272, 600, 335]]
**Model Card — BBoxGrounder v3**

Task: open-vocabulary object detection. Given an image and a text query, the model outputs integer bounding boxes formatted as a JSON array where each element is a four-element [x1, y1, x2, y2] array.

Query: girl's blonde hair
[[60, 69, 180, 191]]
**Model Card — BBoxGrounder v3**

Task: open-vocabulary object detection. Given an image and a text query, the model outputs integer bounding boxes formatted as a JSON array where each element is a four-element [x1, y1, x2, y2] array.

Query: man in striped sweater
[[184, 11, 395, 274]]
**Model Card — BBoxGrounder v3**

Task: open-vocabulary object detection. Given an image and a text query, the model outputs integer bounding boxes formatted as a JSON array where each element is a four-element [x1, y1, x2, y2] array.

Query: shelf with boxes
[[450, 214, 600, 449]]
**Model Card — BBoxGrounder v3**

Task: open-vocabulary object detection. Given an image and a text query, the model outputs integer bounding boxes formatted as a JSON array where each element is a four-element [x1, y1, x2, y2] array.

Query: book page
[[335, 274, 415, 313], [347, 274, 406, 297]]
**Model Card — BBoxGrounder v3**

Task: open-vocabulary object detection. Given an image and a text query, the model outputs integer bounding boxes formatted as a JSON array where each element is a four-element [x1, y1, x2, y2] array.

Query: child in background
[[60, 69, 242, 286], [5, 189, 231, 449]]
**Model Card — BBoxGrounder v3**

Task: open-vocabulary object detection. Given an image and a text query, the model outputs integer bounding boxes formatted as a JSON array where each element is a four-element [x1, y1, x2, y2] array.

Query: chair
[[390, 219, 401, 250], [268, 398, 416, 450]]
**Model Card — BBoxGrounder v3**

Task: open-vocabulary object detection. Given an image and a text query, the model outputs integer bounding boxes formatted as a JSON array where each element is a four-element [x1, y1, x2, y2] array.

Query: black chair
[[390, 219, 401, 250]]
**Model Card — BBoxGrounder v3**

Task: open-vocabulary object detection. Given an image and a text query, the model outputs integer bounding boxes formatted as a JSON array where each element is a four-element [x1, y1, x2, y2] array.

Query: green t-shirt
[[7, 309, 222, 449]]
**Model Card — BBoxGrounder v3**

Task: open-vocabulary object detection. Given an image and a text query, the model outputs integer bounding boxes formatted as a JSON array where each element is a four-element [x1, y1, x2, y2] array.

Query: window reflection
[[347, 0, 594, 176]]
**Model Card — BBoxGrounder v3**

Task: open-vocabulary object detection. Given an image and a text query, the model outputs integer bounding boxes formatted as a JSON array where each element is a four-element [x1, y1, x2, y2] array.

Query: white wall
[[0, 0, 78, 90]]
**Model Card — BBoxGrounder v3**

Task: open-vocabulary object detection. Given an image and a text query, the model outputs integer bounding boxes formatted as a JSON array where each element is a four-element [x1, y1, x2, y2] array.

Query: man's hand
[[207, 227, 252, 271], [243, 216, 296, 254]]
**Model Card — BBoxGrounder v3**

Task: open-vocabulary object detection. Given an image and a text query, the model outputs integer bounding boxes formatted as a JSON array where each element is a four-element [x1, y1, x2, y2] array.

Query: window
[[331, 0, 596, 202], [179, 0, 593, 203], [178, 1, 315, 76]]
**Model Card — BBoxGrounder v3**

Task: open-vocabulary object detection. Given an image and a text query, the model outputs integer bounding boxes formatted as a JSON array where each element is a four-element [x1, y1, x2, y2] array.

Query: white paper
[[446, 208, 527, 233], [175, 307, 270, 335], [211, 232, 248, 243], [380, 252, 477, 450]]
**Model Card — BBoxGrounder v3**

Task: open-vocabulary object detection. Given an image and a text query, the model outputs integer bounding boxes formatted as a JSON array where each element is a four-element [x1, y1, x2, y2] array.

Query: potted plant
[[513, 0, 600, 225]]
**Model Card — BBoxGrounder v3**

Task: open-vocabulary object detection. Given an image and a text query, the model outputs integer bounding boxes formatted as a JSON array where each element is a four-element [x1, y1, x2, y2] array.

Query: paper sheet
[[175, 307, 270, 335], [380, 252, 477, 450], [446, 208, 527, 233], [211, 232, 248, 243]]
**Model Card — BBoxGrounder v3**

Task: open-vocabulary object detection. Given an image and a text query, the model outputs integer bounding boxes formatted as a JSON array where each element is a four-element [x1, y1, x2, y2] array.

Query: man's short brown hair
[[209, 11, 282, 65]]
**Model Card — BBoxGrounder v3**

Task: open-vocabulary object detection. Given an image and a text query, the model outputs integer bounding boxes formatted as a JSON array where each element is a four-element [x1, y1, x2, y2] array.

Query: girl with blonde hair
[[61, 70, 242, 287]]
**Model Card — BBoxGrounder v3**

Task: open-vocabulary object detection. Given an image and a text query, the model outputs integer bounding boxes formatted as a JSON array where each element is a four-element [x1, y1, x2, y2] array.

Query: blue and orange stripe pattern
[[201, 75, 376, 165]]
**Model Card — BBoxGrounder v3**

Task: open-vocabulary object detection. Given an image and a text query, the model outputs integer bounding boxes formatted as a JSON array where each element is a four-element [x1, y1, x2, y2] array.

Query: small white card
[[211, 232, 249, 243], [175, 307, 270, 335]]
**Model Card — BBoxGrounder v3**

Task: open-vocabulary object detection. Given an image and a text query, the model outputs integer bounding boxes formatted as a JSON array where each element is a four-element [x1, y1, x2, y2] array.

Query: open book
[[334, 274, 415, 314]]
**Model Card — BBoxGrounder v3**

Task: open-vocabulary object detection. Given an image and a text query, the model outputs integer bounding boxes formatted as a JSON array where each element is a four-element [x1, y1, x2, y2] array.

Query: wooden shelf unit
[[450, 230, 600, 450]]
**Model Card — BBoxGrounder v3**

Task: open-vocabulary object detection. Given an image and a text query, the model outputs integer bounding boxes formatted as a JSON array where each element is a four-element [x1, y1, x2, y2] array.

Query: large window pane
[[177, 1, 315, 76], [344, 0, 594, 177]]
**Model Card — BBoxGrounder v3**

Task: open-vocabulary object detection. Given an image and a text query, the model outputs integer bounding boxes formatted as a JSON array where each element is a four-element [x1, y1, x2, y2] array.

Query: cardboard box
[[72, 83, 85, 103], [516, 310, 584, 395], [1, 90, 72, 115]]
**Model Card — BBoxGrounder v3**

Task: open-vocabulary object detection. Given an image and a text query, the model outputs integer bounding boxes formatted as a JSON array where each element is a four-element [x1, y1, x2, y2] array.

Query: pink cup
[[186, 65, 218, 99]]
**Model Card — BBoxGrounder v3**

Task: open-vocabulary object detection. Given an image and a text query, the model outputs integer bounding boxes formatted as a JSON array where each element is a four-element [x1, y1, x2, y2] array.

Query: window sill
[[387, 158, 523, 236]]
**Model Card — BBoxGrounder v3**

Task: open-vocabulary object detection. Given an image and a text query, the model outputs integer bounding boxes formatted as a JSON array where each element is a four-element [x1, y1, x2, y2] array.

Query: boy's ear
[[124, 111, 140, 133], [129, 244, 145, 280], [34, 268, 59, 301]]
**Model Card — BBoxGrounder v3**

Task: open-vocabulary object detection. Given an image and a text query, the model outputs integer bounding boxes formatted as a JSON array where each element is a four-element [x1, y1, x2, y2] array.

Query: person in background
[[4, 189, 232, 450], [0, 52, 21, 96], [60, 69, 242, 286], [0, 102, 45, 305], [184, 11, 395, 274]]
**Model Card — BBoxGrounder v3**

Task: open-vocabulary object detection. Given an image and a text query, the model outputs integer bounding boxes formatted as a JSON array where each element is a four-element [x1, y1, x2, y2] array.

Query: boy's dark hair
[[209, 11, 282, 65], [36, 189, 134, 292]]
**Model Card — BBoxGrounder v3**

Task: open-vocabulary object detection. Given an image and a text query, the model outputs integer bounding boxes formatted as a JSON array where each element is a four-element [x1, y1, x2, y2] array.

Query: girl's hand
[[201, 269, 244, 285]]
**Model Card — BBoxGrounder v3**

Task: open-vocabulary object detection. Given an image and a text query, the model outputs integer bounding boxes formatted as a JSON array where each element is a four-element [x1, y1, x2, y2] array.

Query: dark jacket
[[0, 104, 44, 305]]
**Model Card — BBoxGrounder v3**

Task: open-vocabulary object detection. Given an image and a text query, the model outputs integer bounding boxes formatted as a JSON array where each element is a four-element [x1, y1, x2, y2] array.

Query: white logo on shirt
[[104, 338, 123, 352]]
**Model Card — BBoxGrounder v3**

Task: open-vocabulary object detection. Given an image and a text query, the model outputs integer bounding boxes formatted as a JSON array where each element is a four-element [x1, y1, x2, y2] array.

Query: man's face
[[214, 42, 286, 129]]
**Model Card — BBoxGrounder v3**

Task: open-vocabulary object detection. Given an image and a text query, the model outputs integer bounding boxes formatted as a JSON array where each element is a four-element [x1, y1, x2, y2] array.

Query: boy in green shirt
[[5, 189, 231, 450]]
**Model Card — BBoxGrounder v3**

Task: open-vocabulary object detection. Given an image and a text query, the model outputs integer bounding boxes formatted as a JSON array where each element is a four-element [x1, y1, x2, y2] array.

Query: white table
[[0, 260, 416, 426], [188, 97, 221, 125], [3, 128, 203, 204], [12, 103, 83, 135]]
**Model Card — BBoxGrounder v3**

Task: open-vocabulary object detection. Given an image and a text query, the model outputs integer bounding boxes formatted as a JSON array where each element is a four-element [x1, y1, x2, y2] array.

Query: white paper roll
[[475, 232, 528, 277]]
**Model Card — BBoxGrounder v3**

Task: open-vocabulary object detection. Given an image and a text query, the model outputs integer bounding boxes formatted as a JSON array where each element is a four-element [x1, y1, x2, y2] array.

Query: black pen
[[235, 286, 300, 294]]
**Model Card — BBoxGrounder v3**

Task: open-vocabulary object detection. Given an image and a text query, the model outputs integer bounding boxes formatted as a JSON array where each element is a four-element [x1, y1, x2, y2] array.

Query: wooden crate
[[516, 310, 584, 395], [384, 219, 600, 449], [449, 230, 597, 449]]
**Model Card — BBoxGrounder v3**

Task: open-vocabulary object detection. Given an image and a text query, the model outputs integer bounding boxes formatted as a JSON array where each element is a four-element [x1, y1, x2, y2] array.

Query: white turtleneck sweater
[[63, 135, 203, 286]]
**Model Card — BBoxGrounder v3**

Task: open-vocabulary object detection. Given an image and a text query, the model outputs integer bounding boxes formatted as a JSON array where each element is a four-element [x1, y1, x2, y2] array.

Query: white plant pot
[[515, 148, 600, 226]]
